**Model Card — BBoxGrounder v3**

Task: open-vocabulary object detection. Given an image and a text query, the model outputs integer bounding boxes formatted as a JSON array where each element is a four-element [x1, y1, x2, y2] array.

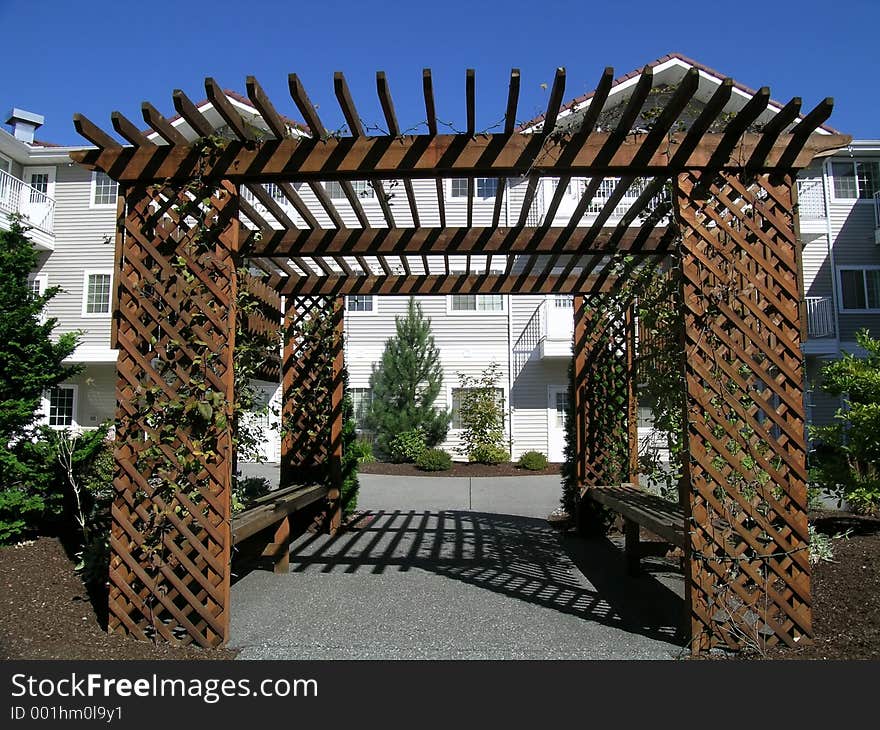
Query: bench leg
[[624, 519, 641, 576], [261, 516, 291, 574]]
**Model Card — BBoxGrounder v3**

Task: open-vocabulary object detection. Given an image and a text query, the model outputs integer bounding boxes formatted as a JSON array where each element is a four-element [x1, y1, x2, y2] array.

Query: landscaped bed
[[1, 511, 877, 660], [359, 461, 564, 478]]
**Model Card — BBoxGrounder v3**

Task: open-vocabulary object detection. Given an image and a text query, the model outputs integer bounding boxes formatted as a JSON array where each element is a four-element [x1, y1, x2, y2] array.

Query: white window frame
[[325, 180, 375, 199], [448, 178, 498, 200], [28, 273, 48, 297], [348, 387, 373, 430], [546, 384, 570, 431], [345, 294, 378, 315], [0, 153, 11, 174], [828, 158, 880, 202], [448, 383, 508, 432], [90, 171, 119, 208], [82, 269, 113, 317], [837, 265, 880, 313], [43, 384, 78, 430], [446, 293, 507, 315]]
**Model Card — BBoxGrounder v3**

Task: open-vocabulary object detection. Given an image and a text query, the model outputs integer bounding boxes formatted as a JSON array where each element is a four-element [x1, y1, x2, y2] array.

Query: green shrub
[[389, 428, 427, 463], [517, 450, 548, 471], [416, 448, 453, 472], [455, 363, 506, 460], [469, 444, 509, 465], [349, 437, 376, 464]]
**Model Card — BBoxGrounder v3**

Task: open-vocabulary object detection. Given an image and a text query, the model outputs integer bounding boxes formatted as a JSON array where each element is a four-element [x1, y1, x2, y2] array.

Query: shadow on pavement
[[275, 509, 685, 648]]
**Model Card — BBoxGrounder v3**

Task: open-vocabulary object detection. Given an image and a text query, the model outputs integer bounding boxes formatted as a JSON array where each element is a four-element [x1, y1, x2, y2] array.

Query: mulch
[[359, 460, 564, 478], [0, 537, 236, 660], [1, 510, 877, 660]]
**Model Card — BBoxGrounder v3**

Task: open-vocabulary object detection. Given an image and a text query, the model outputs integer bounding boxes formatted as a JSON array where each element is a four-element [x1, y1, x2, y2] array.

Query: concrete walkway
[[230, 472, 686, 660]]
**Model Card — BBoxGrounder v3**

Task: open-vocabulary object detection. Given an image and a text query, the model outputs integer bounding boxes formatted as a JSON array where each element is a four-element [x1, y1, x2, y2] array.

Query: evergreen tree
[[0, 218, 80, 541], [366, 298, 449, 457]]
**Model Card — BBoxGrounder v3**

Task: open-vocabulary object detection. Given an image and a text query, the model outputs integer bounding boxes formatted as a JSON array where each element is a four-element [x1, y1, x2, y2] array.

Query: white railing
[[874, 191, 880, 229], [0, 168, 55, 234], [805, 296, 835, 338], [796, 178, 825, 220]]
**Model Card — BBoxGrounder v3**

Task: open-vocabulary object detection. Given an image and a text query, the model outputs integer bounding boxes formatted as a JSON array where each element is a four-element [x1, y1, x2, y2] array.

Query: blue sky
[[2, 0, 878, 145]]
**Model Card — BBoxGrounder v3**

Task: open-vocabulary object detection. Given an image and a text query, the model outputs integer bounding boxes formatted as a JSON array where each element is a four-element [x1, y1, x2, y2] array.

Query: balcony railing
[[796, 178, 825, 220], [806, 296, 835, 338], [0, 168, 55, 235], [874, 191, 880, 244]]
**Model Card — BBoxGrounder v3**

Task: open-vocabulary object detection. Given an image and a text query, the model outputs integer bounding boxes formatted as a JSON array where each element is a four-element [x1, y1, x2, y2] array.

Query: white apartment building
[[3, 54, 876, 462]]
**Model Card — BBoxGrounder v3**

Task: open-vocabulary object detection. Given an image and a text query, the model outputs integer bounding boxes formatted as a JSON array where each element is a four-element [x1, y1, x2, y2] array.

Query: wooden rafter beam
[[172, 89, 214, 138], [272, 269, 642, 297], [111, 111, 155, 148], [246, 75, 289, 139], [205, 78, 255, 142], [491, 68, 521, 228], [423, 68, 446, 227], [247, 223, 672, 257], [71, 130, 849, 182], [335, 71, 396, 228], [140, 102, 187, 145]]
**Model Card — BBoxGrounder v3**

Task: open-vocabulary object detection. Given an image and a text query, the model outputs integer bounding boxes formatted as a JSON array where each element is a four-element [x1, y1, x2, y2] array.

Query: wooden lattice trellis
[[675, 171, 810, 651], [109, 181, 239, 647], [71, 59, 847, 652], [281, 296, 345, 533]]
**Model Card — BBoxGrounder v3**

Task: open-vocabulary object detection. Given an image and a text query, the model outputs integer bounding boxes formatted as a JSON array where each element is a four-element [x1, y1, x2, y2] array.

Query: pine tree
[[366, 298, 449, 457], [0, 218, 80, 541]]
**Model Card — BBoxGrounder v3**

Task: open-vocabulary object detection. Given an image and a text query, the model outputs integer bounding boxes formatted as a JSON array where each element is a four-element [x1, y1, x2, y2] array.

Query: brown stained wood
[[778, 98, 835, 170], [577, 66, 615, 135], [334, 72, 395, 227], [111, 111, 155, 148], [248, 223, 672, 257], [670, 79, 734, 167], [73, 113, 121, 150], [289, 73, 327, 138], [586, 485, 686, 548], [424, 69, 446, 226], [232, 484, 329, 543], [172, 89, 215, 138], [676, 171, 811, 653], [747, 97, 802, 168], [70, 130, 850, 183], [308, 181, 345, 229], [492, 69, 521, 227], [246, 75, 289, 139], [140, 102, 188, 145], [277, 182, 320, 229], [707, 86, 771, 168], [276, 270, 627, 297], [205, 78, 255, 142]]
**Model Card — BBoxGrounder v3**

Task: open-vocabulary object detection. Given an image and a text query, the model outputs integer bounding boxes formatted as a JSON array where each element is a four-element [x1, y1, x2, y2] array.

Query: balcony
[[0, 168, 56, 249], [805, 296, 835, 339], [874, 191, 880, 245]]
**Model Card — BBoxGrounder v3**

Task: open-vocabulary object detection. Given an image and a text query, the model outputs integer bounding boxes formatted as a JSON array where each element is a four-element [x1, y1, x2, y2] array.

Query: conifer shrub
[[416, 448, 453, 472]]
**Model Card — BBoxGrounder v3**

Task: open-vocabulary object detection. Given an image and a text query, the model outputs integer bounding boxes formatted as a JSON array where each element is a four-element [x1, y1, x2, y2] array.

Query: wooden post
[[625, 303, 640, 487], [108, 180, 239, 648], [327, 296, 345, 535], [674, 171, 811, 653]]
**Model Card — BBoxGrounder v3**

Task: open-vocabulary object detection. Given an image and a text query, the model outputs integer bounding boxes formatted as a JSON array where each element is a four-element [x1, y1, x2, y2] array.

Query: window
[[349, 388, 373, 429], [553, 295, 573, 308], [28, 274, 47, 297], [83, 271, 112, 315], [325, 180, 374, 199], [451, 387, 504, 429], [264, 183, 285, 201], [29, 173, 49, 202], [48, 386, 76, 428], [92, 171, 118, 206], [346, 295, 375, 312], [450, 178, 498, 199], [839, 268, 880, 311], [831, 160, 879, 200], [554, 389, 569, 428], [450, 294, 503, 312]]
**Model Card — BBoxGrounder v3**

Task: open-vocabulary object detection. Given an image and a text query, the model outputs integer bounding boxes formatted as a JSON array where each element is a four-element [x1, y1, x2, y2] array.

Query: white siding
[[37, 164, 116, 350]]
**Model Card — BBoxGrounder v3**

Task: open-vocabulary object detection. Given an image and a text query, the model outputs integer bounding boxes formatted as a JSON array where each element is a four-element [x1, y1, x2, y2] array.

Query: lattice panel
[[108, 181, 240, 648], [573, 295, 636, 487], [676, 171, 810, 653], [238, 271, 282, 382], [281, 296, 344, 532]]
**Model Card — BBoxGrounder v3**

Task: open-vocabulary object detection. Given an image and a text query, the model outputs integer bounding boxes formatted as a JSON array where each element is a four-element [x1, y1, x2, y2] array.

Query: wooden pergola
[[71, 63, 847, 654]]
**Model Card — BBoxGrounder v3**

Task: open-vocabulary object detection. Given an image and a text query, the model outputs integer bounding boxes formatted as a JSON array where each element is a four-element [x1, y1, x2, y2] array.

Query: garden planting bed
[[359, 461, 564, 478], [0, 537, 237, 660]]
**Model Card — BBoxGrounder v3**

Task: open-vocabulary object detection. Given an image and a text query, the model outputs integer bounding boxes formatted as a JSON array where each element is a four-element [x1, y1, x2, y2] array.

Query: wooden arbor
[[71, 63, 847, 653]]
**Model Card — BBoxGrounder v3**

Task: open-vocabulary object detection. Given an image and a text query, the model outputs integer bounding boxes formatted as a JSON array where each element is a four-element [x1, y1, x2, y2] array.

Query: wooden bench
[[231, 483, 329, 573], [582, 483, 686, 575]]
